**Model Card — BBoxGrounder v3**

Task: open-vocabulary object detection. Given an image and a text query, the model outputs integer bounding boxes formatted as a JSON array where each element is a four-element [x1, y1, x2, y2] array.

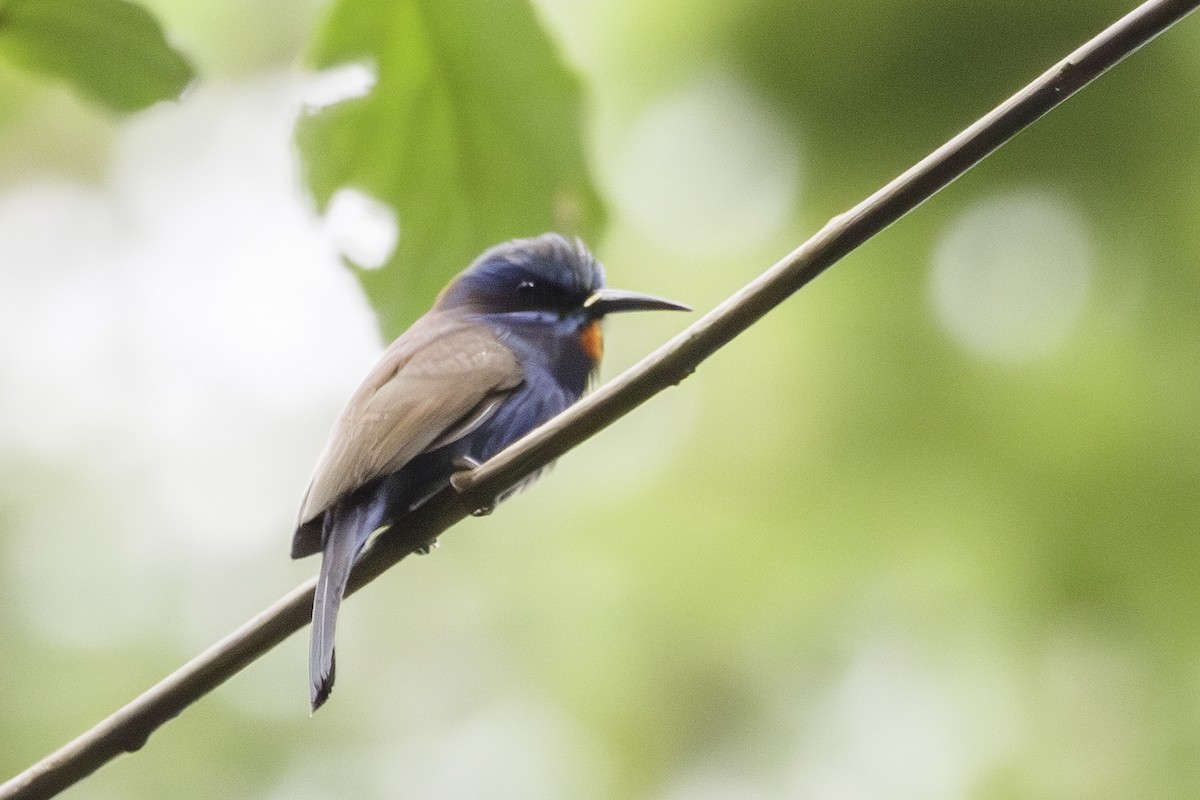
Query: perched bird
[[293, 233, 688, 711]]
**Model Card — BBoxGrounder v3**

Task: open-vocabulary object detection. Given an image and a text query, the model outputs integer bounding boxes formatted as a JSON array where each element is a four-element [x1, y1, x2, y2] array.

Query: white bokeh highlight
[[300, 62, 378, 110], [606, 72, 801, 256], [930, 190, 1095, 363], [324, 187, 399, 269], [0, 74, 384, 648], [789, 640, 974, 800]]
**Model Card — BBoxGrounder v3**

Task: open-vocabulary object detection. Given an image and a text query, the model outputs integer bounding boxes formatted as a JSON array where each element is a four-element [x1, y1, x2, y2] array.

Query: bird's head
[[435, 233, 689, 325]]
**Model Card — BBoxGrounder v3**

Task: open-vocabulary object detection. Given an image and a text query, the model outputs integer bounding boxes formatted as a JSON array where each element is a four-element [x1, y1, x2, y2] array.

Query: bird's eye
[[509, 276, 566, 313]]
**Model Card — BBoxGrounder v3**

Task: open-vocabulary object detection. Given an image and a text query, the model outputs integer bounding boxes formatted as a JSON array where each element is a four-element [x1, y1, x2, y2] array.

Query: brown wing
[[295, 313, 523, 536]]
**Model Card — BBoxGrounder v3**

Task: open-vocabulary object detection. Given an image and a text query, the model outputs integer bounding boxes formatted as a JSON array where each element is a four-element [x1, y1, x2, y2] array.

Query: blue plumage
[[293, 233, 687, 711]]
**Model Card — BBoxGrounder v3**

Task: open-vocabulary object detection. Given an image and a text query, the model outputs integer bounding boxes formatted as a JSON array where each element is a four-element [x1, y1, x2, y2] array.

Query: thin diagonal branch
[[3, 1, 1197, 798]]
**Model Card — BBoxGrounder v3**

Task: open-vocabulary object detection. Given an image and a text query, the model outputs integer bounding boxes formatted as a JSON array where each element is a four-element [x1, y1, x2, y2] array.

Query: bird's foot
[[449, 456, 495, 516], [415, 537, 439, 555], [449, 456, 481, 489]]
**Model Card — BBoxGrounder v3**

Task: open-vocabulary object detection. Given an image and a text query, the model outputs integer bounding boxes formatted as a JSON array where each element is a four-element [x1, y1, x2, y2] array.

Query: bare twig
[[3, 1, 1197, 798]]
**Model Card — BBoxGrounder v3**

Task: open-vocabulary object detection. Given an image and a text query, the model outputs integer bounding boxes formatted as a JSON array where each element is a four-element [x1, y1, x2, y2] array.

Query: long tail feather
[[309, 492, 387, 712]]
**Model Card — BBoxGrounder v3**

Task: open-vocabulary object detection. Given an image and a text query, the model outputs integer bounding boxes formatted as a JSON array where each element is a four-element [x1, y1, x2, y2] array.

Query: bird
[[292, 233, 688, 711]]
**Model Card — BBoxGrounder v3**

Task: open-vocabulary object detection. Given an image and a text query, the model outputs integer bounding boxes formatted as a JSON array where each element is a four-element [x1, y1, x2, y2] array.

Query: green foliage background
[[295, 0, 604, 336], [0, 0, 192, 111], [1, 0, 1199, 798]]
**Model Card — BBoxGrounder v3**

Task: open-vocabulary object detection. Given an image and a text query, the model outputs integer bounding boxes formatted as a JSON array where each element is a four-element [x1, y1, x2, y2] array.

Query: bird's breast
[[480, 313, 598, 399]]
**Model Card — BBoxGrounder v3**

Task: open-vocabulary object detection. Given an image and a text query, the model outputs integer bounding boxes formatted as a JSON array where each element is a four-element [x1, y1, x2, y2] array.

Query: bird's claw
[[415, 537, 439, 555], [449, 456, 482, 491], [449, 456, 495, 516]]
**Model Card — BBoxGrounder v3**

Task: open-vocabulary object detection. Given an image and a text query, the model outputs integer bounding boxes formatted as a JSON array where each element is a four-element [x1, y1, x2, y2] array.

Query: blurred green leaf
[[0, 0, 194, 112], [295, 0, 605, 337]]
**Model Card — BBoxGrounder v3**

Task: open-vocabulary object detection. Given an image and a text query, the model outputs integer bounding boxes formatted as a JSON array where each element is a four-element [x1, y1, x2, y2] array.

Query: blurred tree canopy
[[0, 1, 1199, 799]]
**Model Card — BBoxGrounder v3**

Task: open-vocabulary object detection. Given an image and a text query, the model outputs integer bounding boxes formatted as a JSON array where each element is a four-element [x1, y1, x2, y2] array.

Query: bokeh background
[[2, 0, 1200, 798]]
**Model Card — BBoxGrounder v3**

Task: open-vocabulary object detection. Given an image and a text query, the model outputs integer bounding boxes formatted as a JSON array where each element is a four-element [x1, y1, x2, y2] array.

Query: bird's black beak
[[583, 288, 690, 317]]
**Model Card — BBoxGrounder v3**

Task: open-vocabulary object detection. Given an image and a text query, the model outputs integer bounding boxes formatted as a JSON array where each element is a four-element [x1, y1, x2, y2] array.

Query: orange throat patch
[[579, 320, 604, 362]]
